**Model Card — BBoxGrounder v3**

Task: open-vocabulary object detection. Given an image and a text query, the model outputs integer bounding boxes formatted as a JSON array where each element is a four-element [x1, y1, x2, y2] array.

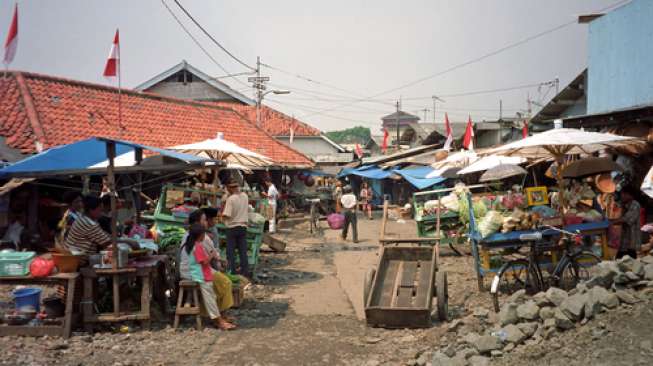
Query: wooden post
[[435, 196, 441, 264], [380, 200, 389, 240], [555, 153, 566, 214], [106, 141, 118, 270], [135, 148, 143, 224]]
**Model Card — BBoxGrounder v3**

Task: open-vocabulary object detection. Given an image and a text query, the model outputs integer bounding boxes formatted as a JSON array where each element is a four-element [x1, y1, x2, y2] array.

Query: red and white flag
[[355, 143, 363, 159], [522, 120, 529, 138], [463, 116, 474, 150], [381, 128, 389, 153], [443, 113, 453, 150], [103, 29, 120, 78], [3, 4, 18, 65]]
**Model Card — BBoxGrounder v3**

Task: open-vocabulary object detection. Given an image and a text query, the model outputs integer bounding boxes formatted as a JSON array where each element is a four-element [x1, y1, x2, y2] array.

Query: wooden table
[[0, 272, 79, 338], [81, 255, 168, 332]]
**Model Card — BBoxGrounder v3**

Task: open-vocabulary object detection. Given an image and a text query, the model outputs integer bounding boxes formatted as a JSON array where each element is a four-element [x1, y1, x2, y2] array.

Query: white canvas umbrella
[[488, 128, 644, 209], [458, 155, 526, 175], [170, 133, 274, 169], [427, 150, 478, 178]]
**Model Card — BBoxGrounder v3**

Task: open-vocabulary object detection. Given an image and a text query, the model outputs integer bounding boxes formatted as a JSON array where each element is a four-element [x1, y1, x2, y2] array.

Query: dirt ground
[[1, 214, 650, 365]]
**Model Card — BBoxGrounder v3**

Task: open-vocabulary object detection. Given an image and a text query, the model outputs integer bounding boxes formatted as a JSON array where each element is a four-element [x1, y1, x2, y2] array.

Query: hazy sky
[[0, 0, 624, 132]]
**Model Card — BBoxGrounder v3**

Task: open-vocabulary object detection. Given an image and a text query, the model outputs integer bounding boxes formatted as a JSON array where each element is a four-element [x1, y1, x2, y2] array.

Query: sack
[[327, 213, 345, 230], [248, 212, 266, 225], [30, 257, 55, 277]]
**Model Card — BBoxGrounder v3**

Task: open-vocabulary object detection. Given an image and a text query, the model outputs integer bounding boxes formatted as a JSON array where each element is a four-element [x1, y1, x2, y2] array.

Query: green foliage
[[325, 126, 371, 144]]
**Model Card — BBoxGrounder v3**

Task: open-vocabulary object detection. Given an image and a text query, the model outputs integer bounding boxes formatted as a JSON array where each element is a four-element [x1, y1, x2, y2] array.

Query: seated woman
[[180, 224, 236, 330]]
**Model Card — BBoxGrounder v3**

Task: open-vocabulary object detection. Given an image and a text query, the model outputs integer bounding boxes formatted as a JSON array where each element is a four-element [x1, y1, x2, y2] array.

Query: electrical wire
[[296, 0, 631, 119], [160, 0, 250, 89], [173, 0, 255, 71]]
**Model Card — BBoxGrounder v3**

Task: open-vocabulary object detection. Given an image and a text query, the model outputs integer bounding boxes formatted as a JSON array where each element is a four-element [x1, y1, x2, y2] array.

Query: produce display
[[158, 226, 186, 250]]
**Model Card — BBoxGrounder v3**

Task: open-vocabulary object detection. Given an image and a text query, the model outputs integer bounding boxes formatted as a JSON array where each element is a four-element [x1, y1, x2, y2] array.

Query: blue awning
[[0, 137, 216, 178], [337, 165, 394, 180], [394, 166, 446, 190]]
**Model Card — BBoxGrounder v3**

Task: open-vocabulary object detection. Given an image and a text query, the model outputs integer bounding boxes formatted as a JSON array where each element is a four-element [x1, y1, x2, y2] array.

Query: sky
[[0, 0, 626, 133]]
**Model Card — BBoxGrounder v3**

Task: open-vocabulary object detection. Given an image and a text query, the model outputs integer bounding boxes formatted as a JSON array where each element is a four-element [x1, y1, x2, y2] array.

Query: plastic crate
[[0, 251, 36, 277]]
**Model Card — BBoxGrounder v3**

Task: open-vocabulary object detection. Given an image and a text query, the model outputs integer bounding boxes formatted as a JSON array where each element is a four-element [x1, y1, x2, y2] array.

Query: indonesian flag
[[103, 29, 120, 78], [381, 128, 389, 153], [355, 143, 363, 159], [463, 116, 474, 150], [522, 120, 529, 138], [443, 113, 453, 150], [3, 4, 18, 65]]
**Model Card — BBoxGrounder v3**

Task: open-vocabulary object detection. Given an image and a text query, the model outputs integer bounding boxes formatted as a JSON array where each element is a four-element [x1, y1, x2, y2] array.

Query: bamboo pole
[[106, 141, 118, 270]]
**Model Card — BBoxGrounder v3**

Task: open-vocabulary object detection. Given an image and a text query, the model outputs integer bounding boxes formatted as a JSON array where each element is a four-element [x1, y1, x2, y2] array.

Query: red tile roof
[[0, 71, 313, 167], [211, 101, 321, 137]]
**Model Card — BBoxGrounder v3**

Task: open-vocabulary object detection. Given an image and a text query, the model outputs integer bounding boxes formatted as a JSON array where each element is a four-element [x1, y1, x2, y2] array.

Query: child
[[181, 224, 236, 330]]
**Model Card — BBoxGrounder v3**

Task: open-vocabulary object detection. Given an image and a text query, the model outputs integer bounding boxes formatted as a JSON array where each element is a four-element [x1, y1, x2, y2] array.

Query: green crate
[[0, 251, 36, 277]]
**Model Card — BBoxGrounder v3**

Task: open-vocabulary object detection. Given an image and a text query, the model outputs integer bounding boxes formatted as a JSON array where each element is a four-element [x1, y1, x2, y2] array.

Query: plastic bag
[[478, 211, 504, 238], [248, 212, 266, 225], [29, 257, 55, 277], [327, 213, 345, 230]]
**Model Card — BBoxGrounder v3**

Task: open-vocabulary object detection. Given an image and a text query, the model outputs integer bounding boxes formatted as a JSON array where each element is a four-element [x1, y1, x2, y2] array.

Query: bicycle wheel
[[557, 251, 601, 290], [491, 259, 541, 312]]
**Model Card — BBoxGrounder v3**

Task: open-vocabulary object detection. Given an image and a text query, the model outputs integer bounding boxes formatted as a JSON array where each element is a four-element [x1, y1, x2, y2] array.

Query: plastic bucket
[[13, 287, 42, 312]]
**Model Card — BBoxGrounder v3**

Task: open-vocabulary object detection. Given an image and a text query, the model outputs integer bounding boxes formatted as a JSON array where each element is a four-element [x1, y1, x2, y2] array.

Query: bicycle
[[490, 225, 601, 312], [308, 198, 324, 236]]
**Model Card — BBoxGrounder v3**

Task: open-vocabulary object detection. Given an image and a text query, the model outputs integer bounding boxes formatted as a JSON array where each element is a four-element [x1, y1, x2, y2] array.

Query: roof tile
[[0, 71, 313, 167]]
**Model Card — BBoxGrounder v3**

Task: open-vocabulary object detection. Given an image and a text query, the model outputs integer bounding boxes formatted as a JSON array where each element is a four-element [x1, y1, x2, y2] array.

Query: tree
[[325, 126, 371, 144]]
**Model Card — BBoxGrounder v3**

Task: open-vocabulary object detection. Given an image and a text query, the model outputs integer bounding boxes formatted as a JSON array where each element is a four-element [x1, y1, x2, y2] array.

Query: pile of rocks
[[427, 255, 653, 366]]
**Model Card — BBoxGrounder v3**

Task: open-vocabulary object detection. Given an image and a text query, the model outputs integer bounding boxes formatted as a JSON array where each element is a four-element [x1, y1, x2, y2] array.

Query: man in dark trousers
[[222, 180, 251, 278], [340, 185, 358, 243]]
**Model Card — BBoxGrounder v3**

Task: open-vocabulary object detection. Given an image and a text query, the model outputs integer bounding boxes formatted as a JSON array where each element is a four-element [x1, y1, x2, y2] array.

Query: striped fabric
[[64, 214, 112, 254]]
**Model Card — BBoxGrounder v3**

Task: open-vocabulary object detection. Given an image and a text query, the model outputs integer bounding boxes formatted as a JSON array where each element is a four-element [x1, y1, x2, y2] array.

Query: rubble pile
[[421, 255, 653, 366]]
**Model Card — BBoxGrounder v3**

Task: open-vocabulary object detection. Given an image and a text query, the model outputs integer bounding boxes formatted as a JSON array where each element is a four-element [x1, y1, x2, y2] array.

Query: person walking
[[263, 179, 279, 233], [360, 182, 373, 220], [340, 185, 358, 243], [222, 181, 251, 278]]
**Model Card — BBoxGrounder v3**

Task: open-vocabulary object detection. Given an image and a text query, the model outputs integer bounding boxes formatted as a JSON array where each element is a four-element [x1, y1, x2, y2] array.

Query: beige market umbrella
[[171, 133, 274, 169], [479, 164, 527, 182], [488, 128, 644, 209]]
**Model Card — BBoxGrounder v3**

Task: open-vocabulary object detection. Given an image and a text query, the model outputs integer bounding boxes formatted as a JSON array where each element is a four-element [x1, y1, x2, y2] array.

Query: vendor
[[180, 224, 236, 330], [333, 181, 343, 213], [359, 182, 373, 220], [613, 188, 642, 259], [64, 195, 138, 256]]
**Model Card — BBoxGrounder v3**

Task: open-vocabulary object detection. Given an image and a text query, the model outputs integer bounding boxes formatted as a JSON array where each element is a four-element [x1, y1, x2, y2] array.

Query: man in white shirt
[[222, 181, 251, 278], [263, 179, 279, 233], [340, 185, 358, 243]]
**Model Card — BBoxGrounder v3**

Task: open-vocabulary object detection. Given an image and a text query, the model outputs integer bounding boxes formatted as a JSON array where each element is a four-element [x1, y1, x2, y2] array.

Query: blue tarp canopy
[[0, 137, 217, 178], [338, 164, 445, 190], [395, 166, 446, 190], [337, 165, 394, 180]]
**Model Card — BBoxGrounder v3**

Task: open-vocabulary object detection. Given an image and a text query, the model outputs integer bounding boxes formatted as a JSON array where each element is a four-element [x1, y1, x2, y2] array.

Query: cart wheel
[[363, 268, 376, 307], [436, 271, 448, 322]]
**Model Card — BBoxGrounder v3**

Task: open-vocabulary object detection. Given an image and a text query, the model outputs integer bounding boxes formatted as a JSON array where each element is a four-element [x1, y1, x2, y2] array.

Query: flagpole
[[117, 30, 122, 137]]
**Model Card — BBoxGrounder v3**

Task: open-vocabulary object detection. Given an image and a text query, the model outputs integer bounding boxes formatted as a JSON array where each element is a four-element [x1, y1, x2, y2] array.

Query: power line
[[297, 0, 631, 120], [160, 0, 250, 88], [173, 0, 255, 71]]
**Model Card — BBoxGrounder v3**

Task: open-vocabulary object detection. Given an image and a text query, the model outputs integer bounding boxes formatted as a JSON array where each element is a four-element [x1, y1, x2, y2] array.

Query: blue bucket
[[13, 288, 42, 312]]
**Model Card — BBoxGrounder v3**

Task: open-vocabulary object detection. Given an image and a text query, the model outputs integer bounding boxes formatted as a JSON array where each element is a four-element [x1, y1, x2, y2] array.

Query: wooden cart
[[363, 202, 448, 328]]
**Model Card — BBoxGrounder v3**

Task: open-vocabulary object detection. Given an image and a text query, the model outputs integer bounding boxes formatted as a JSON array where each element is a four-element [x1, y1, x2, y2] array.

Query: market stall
[[0, 137, 216, 334], [465, 129, 645, 291]]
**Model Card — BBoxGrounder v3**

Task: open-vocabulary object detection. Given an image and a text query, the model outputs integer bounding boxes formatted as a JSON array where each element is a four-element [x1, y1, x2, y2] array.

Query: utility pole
[[249, 56, 272, 127], [421, 108, 430, 123], [395, 101, 400, 151], [499, 99, 503, 121], [432, 95, 445, 122]]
